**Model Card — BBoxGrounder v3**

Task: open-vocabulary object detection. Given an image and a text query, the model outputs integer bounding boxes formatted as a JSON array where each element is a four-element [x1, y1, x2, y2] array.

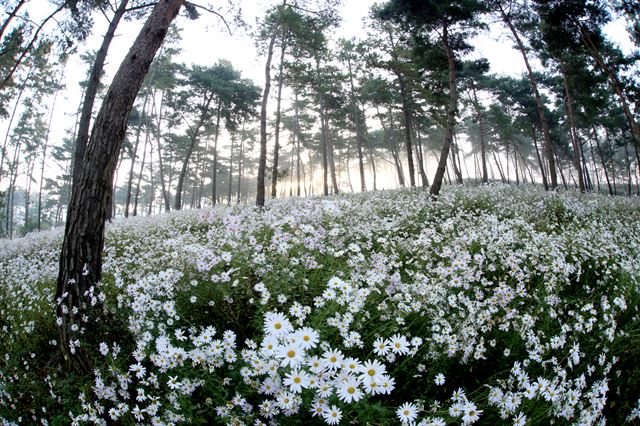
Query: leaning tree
[[55, 0, 185, 373]]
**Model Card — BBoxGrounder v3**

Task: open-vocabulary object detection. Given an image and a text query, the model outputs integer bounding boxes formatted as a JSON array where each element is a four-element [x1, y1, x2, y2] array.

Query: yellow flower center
[[395, 342, 401, 348], [303, 335, 310, 341], [403, 410, 409, 416], [294, 377, 301, 384], [274, 323, 282, 330], [368, 369, 376, 376], [287, 350, 295, 358], [330, 356, 337, 363], [347, 386, 355, 394]]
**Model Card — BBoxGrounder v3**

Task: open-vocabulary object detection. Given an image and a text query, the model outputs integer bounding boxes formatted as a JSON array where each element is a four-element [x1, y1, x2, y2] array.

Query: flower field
[[1, 185, 640, 425]]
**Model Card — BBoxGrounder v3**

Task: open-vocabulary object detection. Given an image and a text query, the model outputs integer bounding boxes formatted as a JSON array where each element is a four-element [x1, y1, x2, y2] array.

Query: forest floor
[[1, 184, 640, 425]]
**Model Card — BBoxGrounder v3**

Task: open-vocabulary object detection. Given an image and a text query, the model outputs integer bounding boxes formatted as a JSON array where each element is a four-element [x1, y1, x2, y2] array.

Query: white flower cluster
[[1, 185, 639, 425]]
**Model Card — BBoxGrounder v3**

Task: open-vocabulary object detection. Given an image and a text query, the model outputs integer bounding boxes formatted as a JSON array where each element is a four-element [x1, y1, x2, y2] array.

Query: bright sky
[[1, 0, 634, 192]]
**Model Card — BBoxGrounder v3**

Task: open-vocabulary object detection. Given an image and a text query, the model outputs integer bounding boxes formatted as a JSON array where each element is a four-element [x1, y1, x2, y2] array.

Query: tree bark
[[56, 0, 184, 373]]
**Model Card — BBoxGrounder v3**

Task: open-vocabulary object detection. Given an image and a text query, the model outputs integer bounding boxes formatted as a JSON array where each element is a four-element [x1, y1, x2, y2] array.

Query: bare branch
[[125, 2, 158, 13], [185, 1, 232, 35]]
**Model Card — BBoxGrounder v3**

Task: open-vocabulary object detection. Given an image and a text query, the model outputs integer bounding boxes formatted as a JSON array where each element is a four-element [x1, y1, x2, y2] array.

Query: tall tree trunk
[[38, 74, 62, 230], [327, 124, 339, 194], [319, 105, 330, 196], [594, 131, 613, 195], [625, 142, 632, 195], [237, 122, 245, 204], [211, 105, 222, 205], [5, 139, 22, 236], [1, 64, 35, 185], [383, 108, 405, 187], [24, 156, 36, 232], [532, 126, 549, 189], [228, 134, 234, 204], [560, 61, 585, 192], [154, 91, 170, 212], [271, 38, 287, 198], [386, 28, 415, 187], [577, 23, 640, 176], [416, 129, 429, 186], [56, 0, 184, 373], [492, 150, 506, 183], [147, 142, 155, 216], [257, 21, 279, 207], [71, 0, 130, 192], [133, 135, 149, 216], [499, 3, 557, 189], [471, 87, 488, 183], [346, 55, 367, 192], [398, 78, 416, 187], [175, 96, 215, 210], [125, 93, 150, 217], [589, 138, 601, 192], [430, 21, 457, 196]]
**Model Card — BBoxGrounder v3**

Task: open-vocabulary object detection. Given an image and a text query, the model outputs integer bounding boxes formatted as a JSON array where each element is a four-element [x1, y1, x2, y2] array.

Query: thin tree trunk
[[24, 156, 36, 232], [147, 142, 155, 216], [256, 18, 279, 207], [211, 105, 222, 205], [71, 0, 130, 191], [38, 73, 62, 230], [578, 23, 640, 175], [0, 0, 26, 41], [237, 122, 245, 204], [492, 150, 506, 183], [560, 61, 585, 192], [327, 125, 339, 194], [154, 91, 170, 212], [1, 64, 35, 185], [228, 134, 234, 204], [125, 93, 150, 217], [532, 126, 549, 189], [271, 38, 287, 198], [625, 142, 632, 195], [175, 96, 215, 210], [0, 2, 66, 90], [132, 134, 149, 216], [589, 138, 601, 192], [499, 3, 557, 189], [595, 131, 613, 195], [430, 20, 457, 196]]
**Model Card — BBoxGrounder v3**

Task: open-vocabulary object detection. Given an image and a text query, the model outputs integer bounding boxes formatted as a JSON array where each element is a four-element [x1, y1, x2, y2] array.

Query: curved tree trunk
[[71, 0, 130, 191], [56, 0, 184, 373]]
